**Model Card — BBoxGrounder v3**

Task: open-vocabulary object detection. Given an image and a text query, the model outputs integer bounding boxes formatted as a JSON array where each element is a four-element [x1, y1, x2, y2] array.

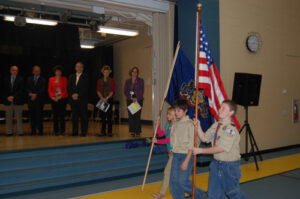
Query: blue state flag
[[166, 47, 213, 132]]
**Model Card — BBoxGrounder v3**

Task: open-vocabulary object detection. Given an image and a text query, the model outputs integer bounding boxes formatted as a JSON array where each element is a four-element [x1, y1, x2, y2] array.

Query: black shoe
[[18, 134, 24, 136], [80, 133, 87, 137], [31, 131, 36, 136], [135, 133, 141, 137], [72, 132, 78, 136], [108, 133, 113, 137], [201, 192, 208, 199], [98, 133, 106, 137], [6, 134, 13, 137]]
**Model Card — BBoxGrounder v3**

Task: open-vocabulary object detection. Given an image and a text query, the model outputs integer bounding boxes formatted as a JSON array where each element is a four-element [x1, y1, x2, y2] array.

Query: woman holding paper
[[124, 66, 144, 137], [97, 65, 115, 137]]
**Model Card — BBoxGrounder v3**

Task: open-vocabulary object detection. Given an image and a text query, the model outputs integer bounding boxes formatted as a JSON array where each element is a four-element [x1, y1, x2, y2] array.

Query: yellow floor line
[[79, 154, 300, 199]]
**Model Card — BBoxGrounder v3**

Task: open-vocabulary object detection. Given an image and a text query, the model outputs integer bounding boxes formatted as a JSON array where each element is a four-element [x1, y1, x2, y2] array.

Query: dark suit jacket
[[0, 74, 3, 104], [26, 76, 46, 104], [3, 75, 25, 105], [67, 73, 89, 104]]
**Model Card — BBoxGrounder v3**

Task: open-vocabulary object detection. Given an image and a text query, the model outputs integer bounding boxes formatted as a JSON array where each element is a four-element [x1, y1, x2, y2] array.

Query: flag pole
[[192, 3, 202, 199], [141, 41, 181, 191]]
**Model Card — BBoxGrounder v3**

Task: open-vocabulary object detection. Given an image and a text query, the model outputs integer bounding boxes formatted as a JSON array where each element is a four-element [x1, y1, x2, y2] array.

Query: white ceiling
[[3, 0, 171, 46]]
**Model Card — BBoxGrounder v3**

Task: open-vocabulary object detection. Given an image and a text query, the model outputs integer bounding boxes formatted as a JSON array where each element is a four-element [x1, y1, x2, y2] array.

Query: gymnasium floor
[[7, 146, 300, 199], [1, 120, 299, 199]]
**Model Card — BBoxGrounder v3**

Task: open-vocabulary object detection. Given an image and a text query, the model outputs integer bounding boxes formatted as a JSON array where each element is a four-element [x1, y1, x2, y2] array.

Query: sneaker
[[152, 193, 164, 199]]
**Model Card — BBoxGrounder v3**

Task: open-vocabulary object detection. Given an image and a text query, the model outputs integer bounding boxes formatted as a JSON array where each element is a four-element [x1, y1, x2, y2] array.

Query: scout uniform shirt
[[170, 116, 194, 154], [205, 118, 240, 161]]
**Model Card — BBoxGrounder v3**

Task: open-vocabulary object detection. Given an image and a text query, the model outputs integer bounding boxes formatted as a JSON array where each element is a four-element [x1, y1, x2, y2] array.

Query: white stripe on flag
[[210, 65, 225, 104], [198, 76, 210, 84], [209, 86, 218, 114], [199, 51, 206, 58], [199, 64, 209, 71]]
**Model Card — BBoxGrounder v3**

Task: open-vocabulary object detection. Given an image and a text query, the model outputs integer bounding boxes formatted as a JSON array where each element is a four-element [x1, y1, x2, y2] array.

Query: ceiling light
[[4, 15, 58, 26], [80, 44, 95, 49], [97, 26, 139, 37]]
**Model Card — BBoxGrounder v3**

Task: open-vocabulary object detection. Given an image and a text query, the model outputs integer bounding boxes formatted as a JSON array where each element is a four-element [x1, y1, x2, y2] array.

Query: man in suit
[[67, 62, 89, 136], [26, 65, 46, 135], [3, 65, 25, 136]]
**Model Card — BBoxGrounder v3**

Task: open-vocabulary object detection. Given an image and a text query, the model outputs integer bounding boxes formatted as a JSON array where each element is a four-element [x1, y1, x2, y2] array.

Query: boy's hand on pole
[[193, 147, 201, 155], [193, 118, 200, 127]]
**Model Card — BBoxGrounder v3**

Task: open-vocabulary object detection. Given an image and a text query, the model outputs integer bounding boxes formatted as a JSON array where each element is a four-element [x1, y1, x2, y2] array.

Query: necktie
[[34, 76, 38, 85], [11, 76, 15, 87], [213, 123, 222, 146], [76, 74, 79, 86]]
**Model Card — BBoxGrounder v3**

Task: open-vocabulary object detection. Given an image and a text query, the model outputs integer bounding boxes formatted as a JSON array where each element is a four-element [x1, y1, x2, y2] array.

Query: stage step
[[0, 139, 168, 198]]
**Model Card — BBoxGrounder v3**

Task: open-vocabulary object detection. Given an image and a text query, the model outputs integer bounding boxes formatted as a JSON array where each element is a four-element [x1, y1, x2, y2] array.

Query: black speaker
[[232, 73, 262, 106]]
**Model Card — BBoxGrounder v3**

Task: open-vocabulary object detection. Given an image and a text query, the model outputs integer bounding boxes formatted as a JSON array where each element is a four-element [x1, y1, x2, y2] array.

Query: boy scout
[[169, 99, 205, 199], [193, 100, 246, 199]]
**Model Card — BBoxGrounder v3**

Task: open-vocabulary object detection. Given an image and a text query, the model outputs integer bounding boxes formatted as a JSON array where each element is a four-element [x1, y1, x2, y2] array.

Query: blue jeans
[[170, 153, 204, 199], [208, 160, 246, 199]]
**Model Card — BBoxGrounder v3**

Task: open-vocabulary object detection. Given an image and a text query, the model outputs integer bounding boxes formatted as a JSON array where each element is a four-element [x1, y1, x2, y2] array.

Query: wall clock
[[246, 34, 260, 53]]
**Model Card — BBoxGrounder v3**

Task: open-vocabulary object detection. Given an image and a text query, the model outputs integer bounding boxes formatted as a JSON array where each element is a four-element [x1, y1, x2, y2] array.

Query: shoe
[[98, 133, 106, 137], [135, 133, 141, 137], [18, 134, 24, 136], [108, 133, 113, 137], [31, 131, 36, 136], [130, 133, 135, 137], [6, 134, 13, 137], [152, 193, 164, 199], [72, 133, 78, 136], [80, 133, 87, 137], [201, 192, 208, 199]]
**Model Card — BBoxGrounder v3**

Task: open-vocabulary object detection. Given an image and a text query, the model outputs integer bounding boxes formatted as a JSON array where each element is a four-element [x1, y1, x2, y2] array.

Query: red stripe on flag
[[212, 63, 228, 99], [199, 70, 209, 77]]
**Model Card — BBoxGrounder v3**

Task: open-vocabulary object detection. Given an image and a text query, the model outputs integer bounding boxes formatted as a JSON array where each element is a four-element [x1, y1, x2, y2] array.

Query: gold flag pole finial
[[197, 3, 202, 9]]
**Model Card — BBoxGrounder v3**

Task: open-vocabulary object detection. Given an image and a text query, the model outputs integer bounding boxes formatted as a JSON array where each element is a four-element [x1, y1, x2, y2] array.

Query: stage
[[0, 121, 154, 151]]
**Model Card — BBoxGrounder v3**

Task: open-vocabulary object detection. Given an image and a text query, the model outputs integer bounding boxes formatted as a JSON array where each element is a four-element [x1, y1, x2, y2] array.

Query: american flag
[[197, 22, 241, 130]]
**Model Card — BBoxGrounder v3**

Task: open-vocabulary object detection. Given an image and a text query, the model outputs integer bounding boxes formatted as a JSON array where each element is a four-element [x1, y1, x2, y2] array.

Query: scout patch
[[226, 129, 236, 136], [222, 126, 227, 131]]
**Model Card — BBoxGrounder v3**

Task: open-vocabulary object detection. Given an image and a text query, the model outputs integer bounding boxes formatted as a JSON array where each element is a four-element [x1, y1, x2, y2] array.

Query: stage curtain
[[0, 21, 80, 50], [152, 2, 175, 125]]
